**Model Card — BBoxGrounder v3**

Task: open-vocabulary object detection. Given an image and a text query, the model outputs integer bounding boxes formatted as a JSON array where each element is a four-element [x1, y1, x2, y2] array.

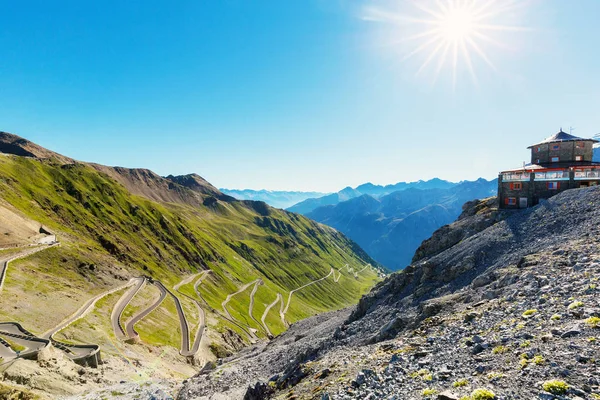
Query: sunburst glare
[[363, 0, 533, 88]]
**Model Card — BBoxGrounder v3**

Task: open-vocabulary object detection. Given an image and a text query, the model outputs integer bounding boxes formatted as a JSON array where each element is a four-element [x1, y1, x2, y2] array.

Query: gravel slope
[[179, 186, 600, 400]]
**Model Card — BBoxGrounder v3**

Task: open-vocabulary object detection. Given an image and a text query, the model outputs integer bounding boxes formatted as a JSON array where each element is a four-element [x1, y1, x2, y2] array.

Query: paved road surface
[[260, 293, 282, 338], [0, 244, 58, 294], [42, 278, 137, 339], [221, 280, 260, 341], [247, 279, 265, 336], [110, 277, 146, 339], [124, 281, 167, 340]]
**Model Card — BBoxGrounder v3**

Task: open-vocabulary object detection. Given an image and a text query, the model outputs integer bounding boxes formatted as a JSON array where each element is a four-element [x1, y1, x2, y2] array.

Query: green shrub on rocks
[[422, 388, 438, 397], [568, 301, 584, 310], [533, 355, 545, 365], [522, 309, 537, 318], [586, 316, 600, 328], [471, 388, 496, 400], [453, 378, 469, 387], [542, 380, 569, 395]]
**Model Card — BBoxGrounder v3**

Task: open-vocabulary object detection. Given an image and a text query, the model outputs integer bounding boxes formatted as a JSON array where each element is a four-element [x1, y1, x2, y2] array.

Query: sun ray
[[362, 8, 437, 25], [416, 40, 448, 76], [432, 41, 452, 85], [472, 31, 513, 51], [459, 38, 478, 85], [364, 0, 532, 87], [465, 36, 497, 71], [452, 40, 459, 91], [475, 0, 531, 21], [410, 0, 445, 20], [377, 28, 444, 48], [474, 23, 532, 32], [435, 0, 449, 14], [471, 0, 504, 18], [401, 34, 444, 62]]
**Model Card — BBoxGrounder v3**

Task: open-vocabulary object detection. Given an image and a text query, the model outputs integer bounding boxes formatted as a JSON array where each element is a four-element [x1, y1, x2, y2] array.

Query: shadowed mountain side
[[287, 178, 457, 215], [0, 131, 73, 164], [305, 179, 498, 270]]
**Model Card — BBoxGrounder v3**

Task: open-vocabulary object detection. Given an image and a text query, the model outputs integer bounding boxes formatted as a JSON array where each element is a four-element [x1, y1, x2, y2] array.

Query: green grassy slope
[[0, 153, 382, 356]]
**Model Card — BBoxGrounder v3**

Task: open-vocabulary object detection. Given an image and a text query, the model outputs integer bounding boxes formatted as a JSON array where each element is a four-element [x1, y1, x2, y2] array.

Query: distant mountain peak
[[0, 131, 73, 164]]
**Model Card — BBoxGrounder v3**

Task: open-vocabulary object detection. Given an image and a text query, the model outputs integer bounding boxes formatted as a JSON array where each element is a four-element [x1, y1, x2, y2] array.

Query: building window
[[576, 155, 583, 161], [551, 156, 560, 163], [510, 182, 522, 190], [505, 197, 517, 205], [576, 142, 584, 149], [547, 182, 560, 190], [536, 159, 540, 164], [552, 144, 560, 150], [536, 147, 541, 152]]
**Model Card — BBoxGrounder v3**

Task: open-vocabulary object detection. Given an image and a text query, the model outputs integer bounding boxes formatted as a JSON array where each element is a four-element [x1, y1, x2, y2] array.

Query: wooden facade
[[498, 130, 600, 209]]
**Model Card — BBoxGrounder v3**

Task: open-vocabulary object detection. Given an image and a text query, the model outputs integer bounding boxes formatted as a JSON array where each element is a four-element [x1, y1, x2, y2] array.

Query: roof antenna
[[570, 126, 575, 135]]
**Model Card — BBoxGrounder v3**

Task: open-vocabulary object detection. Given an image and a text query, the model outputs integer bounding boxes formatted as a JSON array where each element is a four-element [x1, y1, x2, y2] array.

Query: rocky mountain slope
[[305, 179, 498, 270], [287, 179, 456, 215], [178, 185, 600, 400], [220, 189, 328, 209], [0, 131, 382, 399]]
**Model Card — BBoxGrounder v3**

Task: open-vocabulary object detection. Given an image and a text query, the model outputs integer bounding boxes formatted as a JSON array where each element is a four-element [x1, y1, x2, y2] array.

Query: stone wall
[[530, 141, 594, 164]]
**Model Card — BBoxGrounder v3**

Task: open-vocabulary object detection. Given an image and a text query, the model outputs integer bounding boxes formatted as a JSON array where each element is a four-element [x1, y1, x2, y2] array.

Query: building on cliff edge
[[499, 129, 600, 209]]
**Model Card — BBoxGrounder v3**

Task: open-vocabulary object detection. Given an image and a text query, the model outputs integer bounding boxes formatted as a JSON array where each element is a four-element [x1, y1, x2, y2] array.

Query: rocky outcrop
[[0, 131, 74, 164], [411, 197, 506, 263], [178, 186, 600, 399]]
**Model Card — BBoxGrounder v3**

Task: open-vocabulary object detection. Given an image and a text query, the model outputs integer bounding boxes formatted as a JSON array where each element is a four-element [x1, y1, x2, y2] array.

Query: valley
[[0, 132, 383, 398], [179, 186, 600, 400]]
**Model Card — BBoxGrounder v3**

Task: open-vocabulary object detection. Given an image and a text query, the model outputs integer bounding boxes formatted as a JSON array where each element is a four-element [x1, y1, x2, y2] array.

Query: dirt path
[[110, 277, 146, 339]]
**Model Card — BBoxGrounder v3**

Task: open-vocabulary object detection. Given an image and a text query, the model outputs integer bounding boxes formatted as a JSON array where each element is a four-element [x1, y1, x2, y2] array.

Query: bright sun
[[363, 0, 531, 87], [439, 8, 475, 41]]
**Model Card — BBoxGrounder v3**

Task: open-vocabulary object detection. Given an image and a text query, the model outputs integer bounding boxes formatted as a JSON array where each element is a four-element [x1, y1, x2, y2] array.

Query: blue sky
[[1, 0, 599, 192]]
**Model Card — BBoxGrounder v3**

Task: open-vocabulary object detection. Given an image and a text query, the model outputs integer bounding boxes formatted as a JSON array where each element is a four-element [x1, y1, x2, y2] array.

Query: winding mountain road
[[260, 293, 282, 338], [124, 281, 167, 340], [221, 279, 261, 341], [270, 262, 374, 328], [0, 242, 102, 363], [110, 277, 146, 339], [0, 244, 58, 294], [42, 278, 138, 339], [280, 268, 334, 324], [173, 271, 212, 357], [247, 279, 265, 335]]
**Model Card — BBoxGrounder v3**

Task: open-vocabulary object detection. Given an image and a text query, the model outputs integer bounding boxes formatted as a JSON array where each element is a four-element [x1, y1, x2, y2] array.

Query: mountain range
[[304, 178, 498, 270], [219, 189, 328, 209], [0, 131, 382, 398], [286, 178, 457, 214], [180, 181, 600, 400]]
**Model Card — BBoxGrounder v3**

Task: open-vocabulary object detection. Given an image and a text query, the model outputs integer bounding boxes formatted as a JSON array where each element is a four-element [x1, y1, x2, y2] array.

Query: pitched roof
[[528, 130, 599, 148]]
